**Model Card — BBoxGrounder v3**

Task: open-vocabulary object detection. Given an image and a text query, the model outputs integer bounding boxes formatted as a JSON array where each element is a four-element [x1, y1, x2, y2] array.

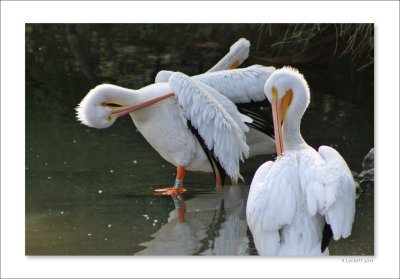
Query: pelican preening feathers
[[76, 39, 356, 255], [77, 65, 274, 186], [76, 38, 276, 196], [246, 67, 356, 256]]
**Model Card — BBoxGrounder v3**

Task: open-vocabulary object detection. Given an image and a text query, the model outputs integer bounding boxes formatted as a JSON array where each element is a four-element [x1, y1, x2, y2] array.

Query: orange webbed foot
[[153, 187, 186, 196]]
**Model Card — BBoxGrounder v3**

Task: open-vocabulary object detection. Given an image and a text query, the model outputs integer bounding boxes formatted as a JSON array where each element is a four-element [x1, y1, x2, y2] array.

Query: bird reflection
[[171, 193, 186, 224], [137, 184, 250, 255], [153, 190, 187, 223]]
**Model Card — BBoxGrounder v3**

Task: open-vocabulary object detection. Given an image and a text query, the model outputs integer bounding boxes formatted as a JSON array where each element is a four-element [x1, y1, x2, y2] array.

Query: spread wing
[[156, 65, 276, 104], [193, 65, 275, 103], [168, 72, 249, 182]]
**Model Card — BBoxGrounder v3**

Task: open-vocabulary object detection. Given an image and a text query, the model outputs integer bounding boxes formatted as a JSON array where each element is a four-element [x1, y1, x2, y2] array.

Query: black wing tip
[[186, 120, 226, 186], [237, 101, 274, 137], [321, 223, 333, 253]]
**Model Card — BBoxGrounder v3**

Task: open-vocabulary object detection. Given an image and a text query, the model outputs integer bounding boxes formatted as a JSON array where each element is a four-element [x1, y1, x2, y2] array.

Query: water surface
[[26, 24, 374, 255]]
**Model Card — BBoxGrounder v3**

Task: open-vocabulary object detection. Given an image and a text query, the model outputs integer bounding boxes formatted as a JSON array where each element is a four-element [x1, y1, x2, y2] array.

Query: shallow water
[[25, 24, 374, 255]]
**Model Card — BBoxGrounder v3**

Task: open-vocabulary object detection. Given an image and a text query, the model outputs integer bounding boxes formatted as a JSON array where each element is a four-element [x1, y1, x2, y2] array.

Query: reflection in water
[[137, 184, 250, 255], [153, 192, 187, 224], [26, 24, 374, 256]]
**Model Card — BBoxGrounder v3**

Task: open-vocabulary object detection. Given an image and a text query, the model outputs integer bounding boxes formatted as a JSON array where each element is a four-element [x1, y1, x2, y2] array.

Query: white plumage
[[77, 65, 275, 183], [246, 67, 356, 256], [169, 72, 249, 181], [207, 38, 250, 72], [155, 38, 250, 83], [195, 65, 274, 103]]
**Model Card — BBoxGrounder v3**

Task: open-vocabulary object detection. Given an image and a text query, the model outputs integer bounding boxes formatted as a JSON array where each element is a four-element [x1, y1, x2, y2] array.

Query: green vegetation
[[256, 24, 373, 71]]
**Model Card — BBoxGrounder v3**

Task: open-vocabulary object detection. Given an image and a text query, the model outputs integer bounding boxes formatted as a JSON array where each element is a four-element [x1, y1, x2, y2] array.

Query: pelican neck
[[105, 82, 171, 105], [281, 81, 309, 151]]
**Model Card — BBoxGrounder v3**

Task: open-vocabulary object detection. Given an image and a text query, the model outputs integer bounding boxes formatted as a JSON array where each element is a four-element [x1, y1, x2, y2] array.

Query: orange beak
[[109, 93, 174, 119], [229, 60, 241, 69], [271, 88, 292, 156]]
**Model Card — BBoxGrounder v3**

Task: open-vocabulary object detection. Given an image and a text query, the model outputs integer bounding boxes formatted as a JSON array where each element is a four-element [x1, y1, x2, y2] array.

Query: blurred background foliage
[[25, 23, 374, 113]]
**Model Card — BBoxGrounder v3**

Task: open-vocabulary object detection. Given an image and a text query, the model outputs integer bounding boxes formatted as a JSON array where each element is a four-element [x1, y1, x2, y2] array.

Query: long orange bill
[[271, 92, 283, 156], [271, 89, 293, 157], [229, 60, 241, 69], [110, 93, 175, 118]]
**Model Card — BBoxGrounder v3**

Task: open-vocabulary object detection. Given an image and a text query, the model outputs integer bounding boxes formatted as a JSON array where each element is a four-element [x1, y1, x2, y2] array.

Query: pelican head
[[264, 67, 310, 104], [76, 84, 175, 129], [264, 67, 310, 155], [75, 84, 123, 129]]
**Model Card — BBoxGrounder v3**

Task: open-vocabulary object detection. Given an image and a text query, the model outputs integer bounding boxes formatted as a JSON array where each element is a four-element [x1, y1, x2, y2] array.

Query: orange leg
[[171, 194, 186, 223], [215, 169, 223, 190], [154, 165, 187, 195], [154, 166, 187, 222]]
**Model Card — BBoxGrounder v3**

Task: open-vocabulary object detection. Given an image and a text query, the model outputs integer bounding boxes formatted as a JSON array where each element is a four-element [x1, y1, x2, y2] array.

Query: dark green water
[[25, 24, 374, 255]]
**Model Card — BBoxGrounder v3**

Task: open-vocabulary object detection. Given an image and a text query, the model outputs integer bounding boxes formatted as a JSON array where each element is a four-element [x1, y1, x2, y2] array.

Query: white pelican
[[155, 38, 251, 83], [76, 65, 275, 199], [246, 67, 356, 256], [207, 38, 250, 72]]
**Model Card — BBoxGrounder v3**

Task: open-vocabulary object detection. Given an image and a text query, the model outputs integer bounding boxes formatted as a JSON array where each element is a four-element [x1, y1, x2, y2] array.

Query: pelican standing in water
[[246, 67, 356, 256], [76, 39, 275, 205]]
